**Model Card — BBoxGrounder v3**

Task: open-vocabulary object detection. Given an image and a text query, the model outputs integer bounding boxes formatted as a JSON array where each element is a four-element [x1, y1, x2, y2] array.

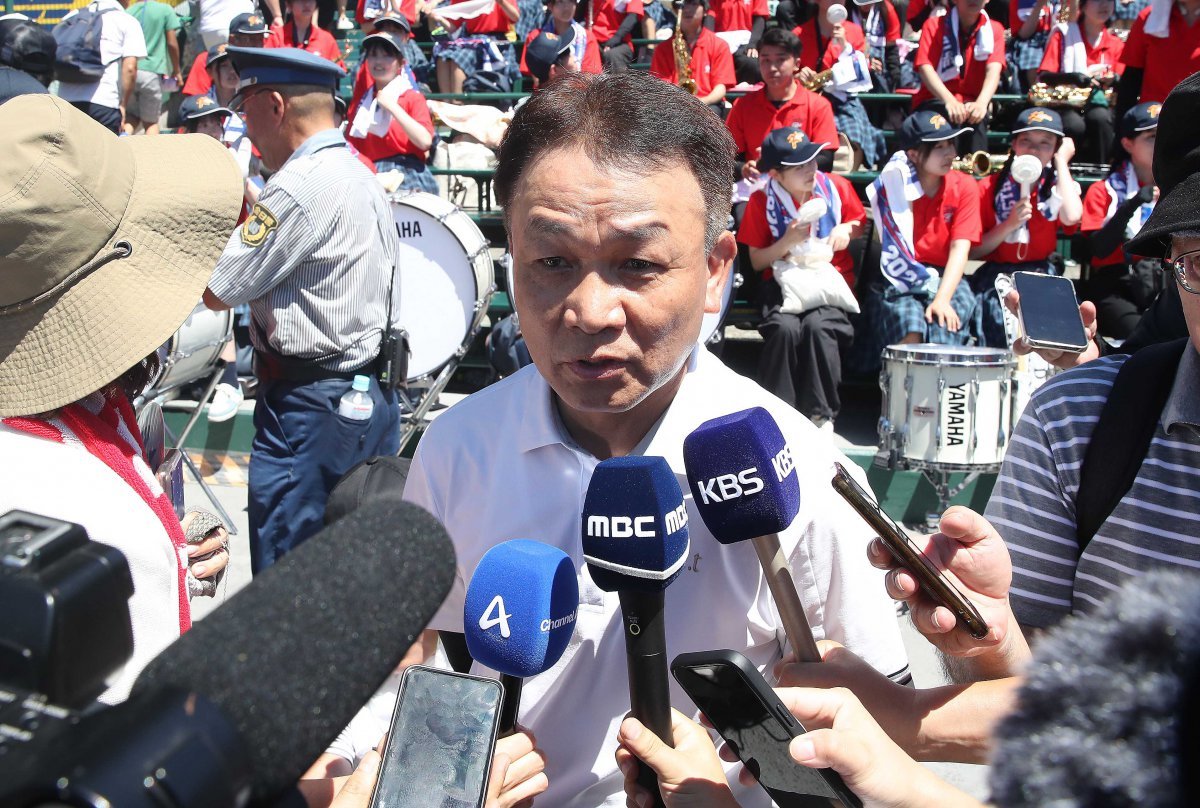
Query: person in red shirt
[[350, 13, 429, 114], [1011, 0, 1060, 93], [704, 0, 770, 85], [183, 12, 269, 98], [587, 0, 645, 71], [866, 109, 982, 347], [651, 0, 735, 113], [334, 95, 378, 172], [969, 107, 1084, 347], [914, 0, 1006, 153], [356, 0, 420, 32], [429, 0, 520, 94], [1116, 0, 1200, 120], [346, 31, 437, 192], [793, 0, 886, 168], [265, 0, 346, 67], [848, 0, 905, 92], [519, 0, 603, 82], [1080, 101, 1161, 337], [737, 126, 863, 427], [726, 26, 840, 185], [1037, 0, 1123, 165]]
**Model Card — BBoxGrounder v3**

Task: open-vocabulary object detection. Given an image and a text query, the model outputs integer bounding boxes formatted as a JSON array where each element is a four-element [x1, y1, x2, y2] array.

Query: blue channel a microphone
[[464, 539, 579, 735], [582, 456, 689, 806], [682, 407, 821, 663]]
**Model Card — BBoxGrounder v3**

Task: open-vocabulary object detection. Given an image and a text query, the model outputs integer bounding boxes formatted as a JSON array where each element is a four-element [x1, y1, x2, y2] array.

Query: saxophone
[[673, 2, 697, 95], [1028, 82, 1113, 109], [952, 151, 1008, 177], [802, 69, 834, 92]]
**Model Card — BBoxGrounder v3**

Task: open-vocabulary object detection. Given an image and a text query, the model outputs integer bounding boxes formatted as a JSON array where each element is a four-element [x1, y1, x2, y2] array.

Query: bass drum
[[149, 304, 233, 395], [391, 192, 495, 381]]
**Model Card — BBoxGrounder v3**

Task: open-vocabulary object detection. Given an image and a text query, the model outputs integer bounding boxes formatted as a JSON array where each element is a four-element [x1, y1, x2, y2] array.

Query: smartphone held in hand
[[1013, 271, 1090, 354]]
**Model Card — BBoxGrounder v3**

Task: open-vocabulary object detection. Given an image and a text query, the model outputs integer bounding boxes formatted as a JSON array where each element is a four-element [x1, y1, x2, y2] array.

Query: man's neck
[[555, 368, 687, 460], [919, 171, 942, 197], [958, 7, 980, 30], [766, 78, 798, 103], [267, 121, 337, 170]]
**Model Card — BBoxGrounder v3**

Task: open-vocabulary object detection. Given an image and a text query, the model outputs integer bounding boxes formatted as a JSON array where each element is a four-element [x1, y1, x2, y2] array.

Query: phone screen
[[370, 666, 503, 808], [673, 661, 847, 804], [1014, 272, 1088, 351]]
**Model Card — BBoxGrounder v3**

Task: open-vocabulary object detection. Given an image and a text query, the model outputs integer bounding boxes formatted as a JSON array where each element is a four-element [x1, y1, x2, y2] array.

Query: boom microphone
[[682, 407, 822, 663], [582, 456, 689, 808], [464, 539, 579, 735], [0, 500, 456, 807]]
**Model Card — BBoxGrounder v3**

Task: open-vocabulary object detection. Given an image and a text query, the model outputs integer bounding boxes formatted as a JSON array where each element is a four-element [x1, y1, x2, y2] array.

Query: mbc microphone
[[464, 539, 579, 735], [582, 456, 689, 808], [683, 407, 822, 663], [0, 500, 455, 807]]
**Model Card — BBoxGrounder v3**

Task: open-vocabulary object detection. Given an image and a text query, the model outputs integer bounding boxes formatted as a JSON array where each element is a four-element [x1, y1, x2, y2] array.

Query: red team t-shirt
[[650, 28, 736, 96], [265, 23, 344, 66], [707, 0, 769, 32], [977, 172, 1078, 264], [913, 13, 1007, 106], [1038, 25, 1125, 76], [1080, 179, 1149, 267], [460, 0, 516, 35], [725, 84, 839, 159], [345, 85, 435, 161], [737, 172, 866, 290], [183, 50, 211, 96], [909, 171, 982, 268], [1119, 6, 1200, 105], [791, 20, 867, 72], [356, 0, 418, 25], [591, 0, 644, 44]]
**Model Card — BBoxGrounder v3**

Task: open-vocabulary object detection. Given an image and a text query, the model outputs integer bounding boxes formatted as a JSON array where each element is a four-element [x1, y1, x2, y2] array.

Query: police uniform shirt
[[208, 127, 398, 371]]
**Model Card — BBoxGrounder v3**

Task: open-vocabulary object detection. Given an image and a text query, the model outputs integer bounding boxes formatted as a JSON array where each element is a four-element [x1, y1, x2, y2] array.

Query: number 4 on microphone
[[479, 595, 514, 639]]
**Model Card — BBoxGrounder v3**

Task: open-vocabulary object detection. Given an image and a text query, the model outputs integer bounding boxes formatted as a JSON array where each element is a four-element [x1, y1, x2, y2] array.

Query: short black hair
[[759, 27, 802, 58], [494, 71, 734, 252], [363, 39, 405, 62]]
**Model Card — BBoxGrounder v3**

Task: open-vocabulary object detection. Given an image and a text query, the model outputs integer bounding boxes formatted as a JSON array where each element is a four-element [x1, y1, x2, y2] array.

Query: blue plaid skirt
[[871, 276, 978, 347], [434, 36, 518, 78], [968, 259, 1057, 348], [1009, 30, 1050, 75], [376, 155, 438, 194], [829, 94, 887, 168], [1114, 0, 1151, 21]]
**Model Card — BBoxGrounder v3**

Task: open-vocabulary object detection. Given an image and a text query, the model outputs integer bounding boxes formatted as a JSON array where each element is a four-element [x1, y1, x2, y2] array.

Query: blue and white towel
[[936, 7, 996, 82], [765, 173, 843, 241], [867, 152, 937, 292], [1105, 159, 1156, 240]]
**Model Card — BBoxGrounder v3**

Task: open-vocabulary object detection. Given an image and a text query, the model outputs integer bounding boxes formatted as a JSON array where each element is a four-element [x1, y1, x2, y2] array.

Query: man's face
[[1170, 234, 1200, 354], [681, 2, 706, 34], [229, 32, 267, 47], [758, 45, 798, 87], [508, 146, 733, 425], [238, 87, 286, 169]]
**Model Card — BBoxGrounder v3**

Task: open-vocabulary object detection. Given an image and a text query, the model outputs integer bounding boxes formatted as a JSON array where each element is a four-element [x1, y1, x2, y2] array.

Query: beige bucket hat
[[0, 95, 244, 417]]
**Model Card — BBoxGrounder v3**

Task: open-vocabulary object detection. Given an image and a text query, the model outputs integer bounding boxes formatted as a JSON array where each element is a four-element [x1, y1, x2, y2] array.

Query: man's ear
[[704, 230, 737, 315]]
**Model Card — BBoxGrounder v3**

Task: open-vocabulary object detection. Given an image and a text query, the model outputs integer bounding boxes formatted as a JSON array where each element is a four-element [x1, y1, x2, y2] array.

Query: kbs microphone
[[582, 456, 689, 808], [682, 407, 822, 663], [0, 500, 455, 807], [463, 539, 579, 735]]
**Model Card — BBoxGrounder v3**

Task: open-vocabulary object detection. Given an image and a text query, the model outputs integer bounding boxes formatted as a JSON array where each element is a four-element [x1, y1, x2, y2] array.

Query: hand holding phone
[[831, 464, 989, 640]]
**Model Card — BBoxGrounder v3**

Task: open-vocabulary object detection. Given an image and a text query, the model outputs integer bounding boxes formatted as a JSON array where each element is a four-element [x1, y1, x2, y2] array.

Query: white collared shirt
[[398, 346, 909, 807], [56, 0, 147, 109]]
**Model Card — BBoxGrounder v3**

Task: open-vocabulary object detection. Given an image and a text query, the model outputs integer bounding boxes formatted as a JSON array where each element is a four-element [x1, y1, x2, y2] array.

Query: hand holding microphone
[[683, 407, 822, 664], [583, 455, 691, 808]]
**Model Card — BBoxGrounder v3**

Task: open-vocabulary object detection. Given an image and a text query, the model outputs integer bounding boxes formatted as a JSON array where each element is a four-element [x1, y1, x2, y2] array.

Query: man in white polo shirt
[[401, 71, 909, 808], [55, 0, 146, 133]]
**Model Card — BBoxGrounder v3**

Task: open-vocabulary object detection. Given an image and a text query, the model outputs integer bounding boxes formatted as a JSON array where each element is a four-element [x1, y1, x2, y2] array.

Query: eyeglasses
[[231, 86, 274, 112], [1165, 249, 1200, 296]]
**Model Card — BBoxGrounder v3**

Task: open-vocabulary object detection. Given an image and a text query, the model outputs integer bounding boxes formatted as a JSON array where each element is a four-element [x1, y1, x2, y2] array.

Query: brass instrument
[[672, 2, 697, 95], [1057, 0, 1075, 24], [802, 68, 834, 92], [1028, 82, 1114, 109], [952, 151, 1008, 177]]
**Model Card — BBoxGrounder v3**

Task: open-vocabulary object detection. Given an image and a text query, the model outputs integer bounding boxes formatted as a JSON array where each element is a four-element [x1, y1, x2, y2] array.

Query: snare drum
[[391, 192, 495, 381], [149, 304, 233, 394], [877, 344, 1017, 471]]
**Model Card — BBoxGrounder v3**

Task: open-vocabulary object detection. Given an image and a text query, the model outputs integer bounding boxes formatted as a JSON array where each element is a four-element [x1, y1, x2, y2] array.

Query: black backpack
[[52, 4, 113, 83]]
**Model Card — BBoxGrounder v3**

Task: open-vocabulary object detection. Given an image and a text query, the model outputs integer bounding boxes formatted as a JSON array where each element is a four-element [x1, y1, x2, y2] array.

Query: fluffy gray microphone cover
[[132, 499, 456, 802], [989, 569, 1200, 807]]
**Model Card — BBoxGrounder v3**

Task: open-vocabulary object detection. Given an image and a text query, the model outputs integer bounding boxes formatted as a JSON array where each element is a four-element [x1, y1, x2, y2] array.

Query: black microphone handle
[[498, 673, 523, 737], [618, 589, 671, 808]]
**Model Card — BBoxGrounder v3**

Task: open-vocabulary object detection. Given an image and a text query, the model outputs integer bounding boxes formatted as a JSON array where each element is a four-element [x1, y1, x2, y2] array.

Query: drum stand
[[396, 286, 496, 456], [918, 466, 987, 533]]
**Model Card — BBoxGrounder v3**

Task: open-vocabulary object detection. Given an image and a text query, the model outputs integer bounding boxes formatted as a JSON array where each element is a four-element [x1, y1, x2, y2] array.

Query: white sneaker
[[207, 383, 244, 423], [336, 13, 354, 30]]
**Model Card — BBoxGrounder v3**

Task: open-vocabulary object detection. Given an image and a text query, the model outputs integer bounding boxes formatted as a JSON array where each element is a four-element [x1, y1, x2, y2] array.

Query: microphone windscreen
[[582, 456, 690, 593], [464, 539, 579, 677], [133, 500, 455, 802], [682, 407, 800, 544]]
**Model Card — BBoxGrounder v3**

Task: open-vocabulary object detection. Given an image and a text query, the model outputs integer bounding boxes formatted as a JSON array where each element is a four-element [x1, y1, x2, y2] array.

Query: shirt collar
[[1162, 344, 1200, 435], [285, 127, 346, 166], [513, 345, 703, 457]]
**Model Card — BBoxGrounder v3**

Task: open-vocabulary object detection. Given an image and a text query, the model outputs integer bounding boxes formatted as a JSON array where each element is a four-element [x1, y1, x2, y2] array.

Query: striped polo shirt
[[208, 128, 399, 372], [984, 347, 1200, 629]]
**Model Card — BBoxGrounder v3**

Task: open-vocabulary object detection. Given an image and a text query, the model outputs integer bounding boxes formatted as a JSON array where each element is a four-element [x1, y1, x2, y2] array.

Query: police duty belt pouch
[[379, 327, 410, 392]]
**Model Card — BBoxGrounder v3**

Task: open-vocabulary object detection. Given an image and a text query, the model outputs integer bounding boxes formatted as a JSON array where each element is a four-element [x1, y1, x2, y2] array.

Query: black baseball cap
[[229, 12, 270, 36], [362, 31, 406, 57], [1126, 73, 1200, 256], [0, 19, 55, 78], [758, 126, 826, 172], [1120, 100, 1161, 139], [179, 94, 233, 122], [1012, 106, 1065, 137], [374, 11, 413, 34], [899, 108, 970, 149], [525, 28, 574, 82], [207, 43, 233, 67]]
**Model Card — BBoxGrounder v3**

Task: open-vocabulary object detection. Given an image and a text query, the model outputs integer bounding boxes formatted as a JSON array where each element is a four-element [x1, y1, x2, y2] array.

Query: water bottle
[[338, 375, 374, 421]]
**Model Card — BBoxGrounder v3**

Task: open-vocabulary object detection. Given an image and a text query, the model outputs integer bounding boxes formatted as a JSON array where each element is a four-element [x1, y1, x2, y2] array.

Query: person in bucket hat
[[0, 94, 242, 702]]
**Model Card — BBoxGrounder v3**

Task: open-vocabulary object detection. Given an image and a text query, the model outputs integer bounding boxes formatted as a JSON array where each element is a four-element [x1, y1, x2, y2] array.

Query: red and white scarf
[[4, 390, 191, 633]]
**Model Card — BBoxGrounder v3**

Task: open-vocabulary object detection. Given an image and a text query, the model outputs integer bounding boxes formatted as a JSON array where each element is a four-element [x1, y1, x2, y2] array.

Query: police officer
[[203, 47, 401, 575]]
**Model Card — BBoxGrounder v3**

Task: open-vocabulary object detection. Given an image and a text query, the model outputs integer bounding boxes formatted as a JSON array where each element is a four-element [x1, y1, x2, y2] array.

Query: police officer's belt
[[254, 351, 378, 384]]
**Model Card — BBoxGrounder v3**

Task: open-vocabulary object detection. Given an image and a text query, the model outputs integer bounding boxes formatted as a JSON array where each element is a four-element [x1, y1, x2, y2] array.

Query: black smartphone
[[672, 650, 862, 808], [1013, 271, 1089, 354], [831, 463, 989, 640], [369, 665, 504, 808]]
